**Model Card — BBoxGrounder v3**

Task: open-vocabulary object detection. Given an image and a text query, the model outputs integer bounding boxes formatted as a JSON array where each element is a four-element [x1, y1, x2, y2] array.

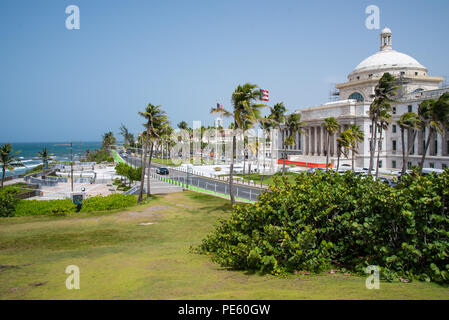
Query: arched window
[[349, 92, 364, 102]]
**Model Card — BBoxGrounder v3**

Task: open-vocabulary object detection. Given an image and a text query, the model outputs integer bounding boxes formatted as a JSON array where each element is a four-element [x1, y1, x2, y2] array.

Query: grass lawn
[[0, 191, 448, 300], [229, 172, 300, 186], [151, 158, 182, 167]]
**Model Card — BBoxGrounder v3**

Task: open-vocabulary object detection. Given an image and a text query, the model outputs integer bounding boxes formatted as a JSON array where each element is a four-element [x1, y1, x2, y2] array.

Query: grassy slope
[[0, 191, 448, 300], [230, 172, 299, 186]]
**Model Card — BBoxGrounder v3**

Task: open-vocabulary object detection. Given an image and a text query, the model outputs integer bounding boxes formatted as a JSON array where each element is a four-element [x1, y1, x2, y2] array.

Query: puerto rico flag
[[260, 89, 269, 101]]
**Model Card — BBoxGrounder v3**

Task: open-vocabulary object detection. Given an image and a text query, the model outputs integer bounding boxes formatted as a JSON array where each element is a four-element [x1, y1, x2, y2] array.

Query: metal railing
[[149, 167, 261, 202]]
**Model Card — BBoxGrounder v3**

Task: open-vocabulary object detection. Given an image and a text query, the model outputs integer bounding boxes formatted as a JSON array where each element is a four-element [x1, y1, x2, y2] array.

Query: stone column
[[322, 128, 326, 157], [333, 133, 337, 157], [304, 128, 307, 154], [437, 131, 443, 156]]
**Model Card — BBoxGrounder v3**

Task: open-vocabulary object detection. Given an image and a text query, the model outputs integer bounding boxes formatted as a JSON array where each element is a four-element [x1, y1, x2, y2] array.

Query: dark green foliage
[[80, 194, 136, 212], [14, 199, 77, 216], [6, 194, 136, 217], [115, 163, 141, 186], [84, 149, 113, 163], [199, 170, 449, 283], [0, 189, 20, 217]]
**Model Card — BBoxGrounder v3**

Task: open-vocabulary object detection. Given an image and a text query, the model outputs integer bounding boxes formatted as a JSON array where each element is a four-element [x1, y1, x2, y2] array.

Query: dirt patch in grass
[[120, 205, 172, 219]]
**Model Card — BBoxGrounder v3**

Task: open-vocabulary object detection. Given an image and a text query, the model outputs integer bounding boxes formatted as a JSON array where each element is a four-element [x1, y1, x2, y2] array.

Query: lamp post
[[70, 141, 74, 192]]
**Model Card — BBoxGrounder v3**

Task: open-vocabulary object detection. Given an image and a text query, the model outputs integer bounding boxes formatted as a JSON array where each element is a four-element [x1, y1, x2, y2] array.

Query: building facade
[[279, 28, 449, 170]]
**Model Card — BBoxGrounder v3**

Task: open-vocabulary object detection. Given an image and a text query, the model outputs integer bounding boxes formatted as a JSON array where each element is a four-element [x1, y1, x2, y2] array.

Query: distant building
[[279, 28, 449, 170]]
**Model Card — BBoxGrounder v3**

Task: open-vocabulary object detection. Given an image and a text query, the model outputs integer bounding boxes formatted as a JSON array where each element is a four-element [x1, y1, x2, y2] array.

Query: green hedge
[[14, 199, 77, 216], [80, 194, 137, 212], [0, 189, 20, 217], [1, 193, 138, 217], [199, 170, 449, 283]]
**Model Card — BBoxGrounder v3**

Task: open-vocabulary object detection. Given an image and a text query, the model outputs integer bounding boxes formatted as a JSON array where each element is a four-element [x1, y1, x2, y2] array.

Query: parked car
[[307, 168, 324, 174], [156, 167, 169, 175], [421, 168, 444, 176]]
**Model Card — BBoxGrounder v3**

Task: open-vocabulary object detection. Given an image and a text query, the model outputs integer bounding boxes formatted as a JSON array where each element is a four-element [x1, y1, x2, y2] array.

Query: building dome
[[349, 28, 427, 76], [381, 27, 392, 35], [352, 50, 426, 74]]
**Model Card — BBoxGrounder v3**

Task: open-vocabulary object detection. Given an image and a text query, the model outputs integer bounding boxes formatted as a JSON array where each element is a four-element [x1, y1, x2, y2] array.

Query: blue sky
[[1, 0, 448, 142]]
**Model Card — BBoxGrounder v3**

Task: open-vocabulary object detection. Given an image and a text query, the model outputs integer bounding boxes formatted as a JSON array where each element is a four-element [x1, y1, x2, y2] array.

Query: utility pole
[[70, 141, 74, 192]]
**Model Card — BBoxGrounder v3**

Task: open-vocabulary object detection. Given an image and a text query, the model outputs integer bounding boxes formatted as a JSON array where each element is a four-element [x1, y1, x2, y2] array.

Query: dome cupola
[[349, 28, 427, 77]]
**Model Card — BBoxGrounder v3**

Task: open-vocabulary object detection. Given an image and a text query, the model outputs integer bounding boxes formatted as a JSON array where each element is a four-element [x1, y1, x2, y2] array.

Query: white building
[[280, 28, 449, 170]]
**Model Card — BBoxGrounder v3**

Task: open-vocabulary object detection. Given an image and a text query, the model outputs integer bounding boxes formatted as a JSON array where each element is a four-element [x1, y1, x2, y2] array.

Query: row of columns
[[279, 129, 301, 151], [304, 124, 352, 157], [412, 129, 448, 157]]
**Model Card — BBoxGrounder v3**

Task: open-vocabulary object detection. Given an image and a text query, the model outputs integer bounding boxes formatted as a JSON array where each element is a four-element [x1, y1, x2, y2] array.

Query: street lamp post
[[70, 141, 74, 192]]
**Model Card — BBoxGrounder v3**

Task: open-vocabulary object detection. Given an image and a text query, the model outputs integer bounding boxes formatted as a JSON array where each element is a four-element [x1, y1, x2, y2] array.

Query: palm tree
[[37, 147, 54, 178], [1, 144, 23, 188], [368, 73, 399, 174], [418, 93, 449, 173], [348, 124, 365, 171], [398, 112, 421, 175], [211, 83, 266, 205], [336, 130, 351, 170], [375, 107, 392, 179], [259, 120, 272, 182], [282, 113, 305, 174], [102, 131, 117, 150], [177, 121, 189, 131], [322, 117, 339, 170], [268, 103, 287, 174], [119, 124, 135, 149], [137, 103, 168, 202]]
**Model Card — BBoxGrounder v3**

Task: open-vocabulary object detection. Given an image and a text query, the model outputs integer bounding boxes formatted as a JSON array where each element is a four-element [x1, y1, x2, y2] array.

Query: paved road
[[124, 155, 263, 202]]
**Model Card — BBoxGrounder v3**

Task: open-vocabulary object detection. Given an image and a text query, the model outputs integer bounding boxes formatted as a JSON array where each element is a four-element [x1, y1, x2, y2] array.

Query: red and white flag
[[260, 89, 269, 101]]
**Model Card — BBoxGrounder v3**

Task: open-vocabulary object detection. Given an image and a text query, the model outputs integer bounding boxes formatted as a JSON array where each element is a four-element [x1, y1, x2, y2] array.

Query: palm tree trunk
[[369, 119, 378, 174], [326, 132, 330, 171], [262, 131, 266, 182], [243, 142, 246, 177], [283, 144, 287, 176], [138, 136, 149, 203], [401, 128, 407, 175], [406, 130, 417, 167], [376, 128, 383, 179], [229, 133, 236, 206], [419, 129, 434, 174], [147, 142, 154, 196], [337, 149, 341, 171], [1, 167, 5, 188], [351, 145, 355, 172]]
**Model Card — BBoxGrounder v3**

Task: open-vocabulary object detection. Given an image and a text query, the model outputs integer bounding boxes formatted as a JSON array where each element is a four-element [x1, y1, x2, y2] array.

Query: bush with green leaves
[[198, 170, 449, 283], [85, 148, 113, 163], [0, 189, 20, 217], [80, 194, 136, 212], [115, 163, 141, 186], [14, 199, 77, 216]]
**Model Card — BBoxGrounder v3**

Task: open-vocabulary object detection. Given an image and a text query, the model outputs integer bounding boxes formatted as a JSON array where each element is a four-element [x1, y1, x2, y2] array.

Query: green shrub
[[80, 194, 136, 212], [199, 170, 449, 283], [0, 189, 20, 217], [14, 199, 77, 216]]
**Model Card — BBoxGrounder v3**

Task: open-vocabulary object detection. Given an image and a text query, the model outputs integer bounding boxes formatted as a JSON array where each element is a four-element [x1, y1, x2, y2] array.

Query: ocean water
[[1, 142, 102, 177]]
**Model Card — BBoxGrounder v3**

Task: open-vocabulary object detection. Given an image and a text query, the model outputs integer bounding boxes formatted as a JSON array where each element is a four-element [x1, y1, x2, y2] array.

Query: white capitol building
[[280, 27, 449, 170]]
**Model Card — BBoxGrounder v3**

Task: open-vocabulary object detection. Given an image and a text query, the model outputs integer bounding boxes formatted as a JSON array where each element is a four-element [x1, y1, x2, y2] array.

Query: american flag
[[217, 102, 223, 109], [260, 89, 269, 101]]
